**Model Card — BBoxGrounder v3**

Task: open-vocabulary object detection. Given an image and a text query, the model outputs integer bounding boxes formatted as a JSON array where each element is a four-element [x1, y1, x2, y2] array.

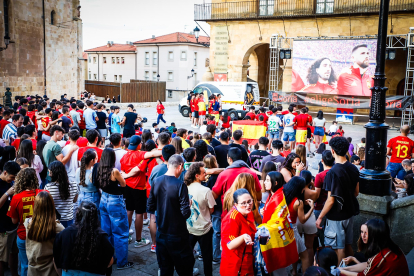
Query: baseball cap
[[162, 145, 176, 161], [128, 135, 142, 150], [127, 104, 134, 109]]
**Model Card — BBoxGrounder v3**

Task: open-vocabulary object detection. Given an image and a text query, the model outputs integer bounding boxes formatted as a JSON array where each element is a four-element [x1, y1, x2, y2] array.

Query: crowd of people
[[0, 93, 411, 276]]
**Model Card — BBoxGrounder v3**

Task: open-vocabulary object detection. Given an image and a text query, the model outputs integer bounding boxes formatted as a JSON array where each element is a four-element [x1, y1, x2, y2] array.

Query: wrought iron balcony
[[194, 0, 414, 21]]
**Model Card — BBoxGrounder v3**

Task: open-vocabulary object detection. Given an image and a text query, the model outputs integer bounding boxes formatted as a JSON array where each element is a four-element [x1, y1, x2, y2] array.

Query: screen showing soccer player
[[292, 39, 377, 96]]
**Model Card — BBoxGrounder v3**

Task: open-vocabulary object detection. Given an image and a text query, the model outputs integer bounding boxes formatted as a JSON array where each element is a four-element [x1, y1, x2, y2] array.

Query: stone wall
[[0, 0, 83, 102]]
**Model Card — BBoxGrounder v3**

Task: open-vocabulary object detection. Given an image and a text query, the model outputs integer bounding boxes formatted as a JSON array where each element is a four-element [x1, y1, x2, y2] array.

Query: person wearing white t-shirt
[[185, 162, 216, 276], [62, 129, 80, 182], [328, 121, 338, 136], [199, 121, 208, 135], [282, 106, 296, 150], [267, 108, 282, 147], [109, 133, 126, 171]]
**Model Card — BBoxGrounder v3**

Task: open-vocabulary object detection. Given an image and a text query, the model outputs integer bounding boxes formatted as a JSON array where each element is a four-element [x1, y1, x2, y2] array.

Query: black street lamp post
[[359, 0, 392, 196]]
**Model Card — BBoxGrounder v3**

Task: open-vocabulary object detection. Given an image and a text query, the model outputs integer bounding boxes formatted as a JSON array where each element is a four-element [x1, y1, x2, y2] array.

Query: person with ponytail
[[53, 201, 114, 276], [75, 149, 100, 207], [24, 191, 64, 276], [44, 161, 78, 227], [97, 148, 133, 270]]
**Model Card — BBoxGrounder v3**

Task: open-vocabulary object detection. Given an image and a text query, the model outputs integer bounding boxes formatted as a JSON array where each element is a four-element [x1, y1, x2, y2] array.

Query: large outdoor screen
[[292, 39, 377, 96]]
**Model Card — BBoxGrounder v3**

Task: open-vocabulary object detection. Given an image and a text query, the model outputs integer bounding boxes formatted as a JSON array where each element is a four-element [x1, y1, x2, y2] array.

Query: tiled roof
[[82, 52, 87, 59], [134, 32, 209, 44], [85, 44, 136, 52]]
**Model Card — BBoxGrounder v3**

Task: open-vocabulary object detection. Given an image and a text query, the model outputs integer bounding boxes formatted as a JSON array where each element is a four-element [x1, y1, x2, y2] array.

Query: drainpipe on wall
[[156, 44, 159, 78], [42, 0, 47, 95]]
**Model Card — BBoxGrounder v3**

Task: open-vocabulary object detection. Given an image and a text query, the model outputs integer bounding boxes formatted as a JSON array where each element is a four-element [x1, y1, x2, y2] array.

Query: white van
[[178, 82, 260, 119]]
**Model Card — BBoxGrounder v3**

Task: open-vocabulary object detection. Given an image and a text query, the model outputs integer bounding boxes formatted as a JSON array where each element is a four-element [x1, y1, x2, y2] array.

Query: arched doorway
[[242, 43, 270, 101]]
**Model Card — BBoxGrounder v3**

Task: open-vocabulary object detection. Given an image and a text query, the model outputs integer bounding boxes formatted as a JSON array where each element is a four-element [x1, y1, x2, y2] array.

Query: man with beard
[[337, 44, 374, 96], [300, 58, 338, 94]]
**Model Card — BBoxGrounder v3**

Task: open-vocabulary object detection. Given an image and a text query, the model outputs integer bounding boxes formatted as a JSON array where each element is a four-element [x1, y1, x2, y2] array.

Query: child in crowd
[[281, 144, 291, 157], [172, 128, 177, 138], [356, 137, 366, 153], [351, 155, 361, 170], [135, 124, 142, 136], [328, 121, 338, 136]]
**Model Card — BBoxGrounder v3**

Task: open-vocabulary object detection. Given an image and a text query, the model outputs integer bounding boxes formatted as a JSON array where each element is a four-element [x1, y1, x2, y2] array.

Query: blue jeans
[[17, 237, 28, 276], [211, 215, 221, 261], [157, 114, 166, 124], [62, 270, 103, 276], [387, 162, 404, 178], [61, 220, 73, 228], [78, 191, 101, 209], [99, 192, 129, 267]]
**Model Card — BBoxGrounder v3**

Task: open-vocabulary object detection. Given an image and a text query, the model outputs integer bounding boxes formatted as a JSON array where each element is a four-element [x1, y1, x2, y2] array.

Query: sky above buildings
[[82, 0, 211, 50]]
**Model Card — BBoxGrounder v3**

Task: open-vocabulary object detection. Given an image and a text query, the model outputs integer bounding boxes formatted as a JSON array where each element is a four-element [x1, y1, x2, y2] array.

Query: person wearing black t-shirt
[[214, 131, 231, 168], [229, 130, 249, 164], [316, 137, 359, 263], [0, 161, 20, 276], [53, 201, 115, 275], [121, 104, 138, 138], [248, 137, 270, 171], [60, 107, 72, 133], [95, 104, 108, 140], [207, 125, 221, 148]]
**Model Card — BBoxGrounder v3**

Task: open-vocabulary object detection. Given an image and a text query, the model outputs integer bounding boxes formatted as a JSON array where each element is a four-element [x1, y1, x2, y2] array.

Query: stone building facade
[[196, 0, 414, 115], [0, 0, 83, 102]]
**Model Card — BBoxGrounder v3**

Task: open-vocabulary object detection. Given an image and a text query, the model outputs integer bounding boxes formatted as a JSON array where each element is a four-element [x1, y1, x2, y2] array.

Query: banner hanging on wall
[[268, 91, 414, 111]]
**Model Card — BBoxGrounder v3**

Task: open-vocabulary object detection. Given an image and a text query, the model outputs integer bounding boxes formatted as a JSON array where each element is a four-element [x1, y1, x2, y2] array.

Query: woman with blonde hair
[[24, 191, 64, 276], [296, 144, 308, 170], [223, 173, 262, 224]]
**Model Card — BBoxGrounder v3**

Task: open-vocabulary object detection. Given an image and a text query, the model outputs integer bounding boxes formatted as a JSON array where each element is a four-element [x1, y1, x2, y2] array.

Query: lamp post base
[[359, 169, 391, 196]]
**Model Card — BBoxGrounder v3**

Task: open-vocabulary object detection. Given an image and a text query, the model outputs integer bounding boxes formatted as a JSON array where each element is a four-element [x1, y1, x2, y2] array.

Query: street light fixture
[[157, 74, 160, 82], [194, 26, 200, 43], [187, 69, 195, 79]]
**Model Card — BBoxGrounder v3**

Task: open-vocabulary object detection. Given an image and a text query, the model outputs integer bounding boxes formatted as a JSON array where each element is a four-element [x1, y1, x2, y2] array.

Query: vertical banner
[[214, 26, 228, 77]]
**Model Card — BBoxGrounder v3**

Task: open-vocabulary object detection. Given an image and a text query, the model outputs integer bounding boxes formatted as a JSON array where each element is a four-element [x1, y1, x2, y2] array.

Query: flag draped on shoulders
[[232, 120, 267, 145], [259, 189, 298, 272]]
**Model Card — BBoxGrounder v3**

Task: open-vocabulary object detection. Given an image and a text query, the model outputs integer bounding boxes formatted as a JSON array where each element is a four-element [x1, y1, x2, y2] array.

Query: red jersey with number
[[7, 189, 45, 240], [41, 117, 50, 136], [293, 114, 312, 130], [387, 136, 414, 163]]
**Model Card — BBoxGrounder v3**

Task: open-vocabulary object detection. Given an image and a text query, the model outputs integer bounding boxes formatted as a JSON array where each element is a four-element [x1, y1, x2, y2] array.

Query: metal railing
[[194, 0, 414, 21]]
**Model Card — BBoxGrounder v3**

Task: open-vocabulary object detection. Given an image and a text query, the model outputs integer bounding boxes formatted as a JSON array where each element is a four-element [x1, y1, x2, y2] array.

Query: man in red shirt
[[386, 125, 414, 179], [337, 44, 374, 96], [0, 110, 11, 137], [293, 107, 312, 145], [77, 129, 103, 162], [245, 106, 256, 120], [120, 135, 162, 247], [76, 102, 86, 136], [212, 147, 262, 219], [255, 107, 268, 123]]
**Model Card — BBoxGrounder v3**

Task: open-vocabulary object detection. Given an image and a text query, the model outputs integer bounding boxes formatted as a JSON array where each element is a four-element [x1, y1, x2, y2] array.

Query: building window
[[145, 52, 150, 65], [103, 74, 107, 80], [259, 0, 274, 16], [168, 90, 173, 98], [145, 71, 149, 80], [51, 10, 56, 25], [94, 74, 97, 80], [168, 51, 174, 61], [114, 75, 118, 81], [88, 56, 91, 63], [93, 57, 96, 63], [112, 57, 115, 64], [153, 72, 157, 81], [103, 57, 106, 64], [194, 52, 197, 67], [121, 57, 125, 64], [88, 72, 91, 80], [153, 52, 157, 65], [181, 51, 187, 61], [116, 57, 120, 64], [168, 71, 174, 81], [316, 0, 334, 14]]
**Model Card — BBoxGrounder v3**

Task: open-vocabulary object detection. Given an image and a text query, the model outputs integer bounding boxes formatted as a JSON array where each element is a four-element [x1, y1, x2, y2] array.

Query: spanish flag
[[232, 120, 267, 145], [259, 189, 298, 272]]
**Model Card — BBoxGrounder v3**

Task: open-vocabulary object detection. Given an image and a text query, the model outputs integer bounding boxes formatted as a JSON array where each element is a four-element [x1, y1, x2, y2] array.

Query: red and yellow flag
[[259, 189, 298, 272], [232, 120, 267, 145]]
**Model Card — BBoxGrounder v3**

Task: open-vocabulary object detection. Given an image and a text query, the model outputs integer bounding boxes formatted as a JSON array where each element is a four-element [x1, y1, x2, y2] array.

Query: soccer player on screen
[[337, 44, 374, 96], [300, 57, 338, 94]]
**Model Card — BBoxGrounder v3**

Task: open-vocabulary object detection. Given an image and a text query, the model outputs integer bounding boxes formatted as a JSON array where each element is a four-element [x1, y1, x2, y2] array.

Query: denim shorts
[[283, 131, 295, 142], [314, 126, 325, 136], [268, 131, 279, 139], [324, 217, 354, 249]]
